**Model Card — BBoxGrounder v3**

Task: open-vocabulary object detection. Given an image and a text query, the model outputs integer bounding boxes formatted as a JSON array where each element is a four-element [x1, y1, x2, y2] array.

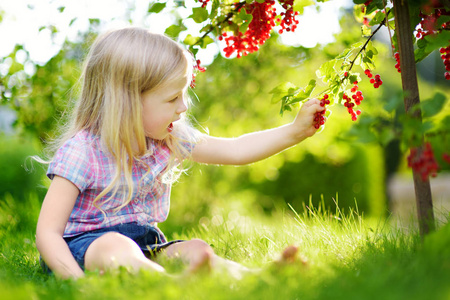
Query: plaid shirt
[[47, 130, 191, 238]]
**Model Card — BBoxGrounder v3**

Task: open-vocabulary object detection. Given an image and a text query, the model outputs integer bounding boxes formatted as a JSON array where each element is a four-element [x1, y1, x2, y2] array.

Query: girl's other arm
[[191, 98, 324, 165], [36, 175, 84, 279]]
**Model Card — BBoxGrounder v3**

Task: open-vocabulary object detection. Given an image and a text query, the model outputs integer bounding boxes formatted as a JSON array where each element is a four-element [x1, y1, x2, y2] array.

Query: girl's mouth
[[167, 123, 174, 132]]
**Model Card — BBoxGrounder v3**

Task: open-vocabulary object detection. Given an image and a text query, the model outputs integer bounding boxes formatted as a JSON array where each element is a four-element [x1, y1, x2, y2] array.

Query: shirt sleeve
[[47, 136, 93, 192]]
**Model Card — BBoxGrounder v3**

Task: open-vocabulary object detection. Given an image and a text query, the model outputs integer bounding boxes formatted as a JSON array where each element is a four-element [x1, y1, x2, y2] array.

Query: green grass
[[1, 194, 450, 300]]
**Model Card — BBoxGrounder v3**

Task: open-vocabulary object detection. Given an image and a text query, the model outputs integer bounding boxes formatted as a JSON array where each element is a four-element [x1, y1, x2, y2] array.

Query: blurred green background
[[1, 4, 449, 238]]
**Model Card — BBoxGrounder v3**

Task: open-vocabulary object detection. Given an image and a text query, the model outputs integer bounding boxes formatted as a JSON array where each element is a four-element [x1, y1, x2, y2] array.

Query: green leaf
[[437, 15, 450, 28], [383, 95, 402, 113], [291, 80, 316, 103], [415, 30, 450, 62], [421, 92, 447, 119], [335, 48, 353, 60], [184, 34, 200, 46], [148, 2, 166, 13], [165, 24, 186, 38], [361, 25, 371, 37], [348, 74, 360, 84], [8, 61, 24, 75], [69, 18, 77, 27], [368, 10, 386, 26], [199, 35, 214, 48], [269, 82, 297, 104], [366, 41, 378, 55], [316, 60, 335, 81], [236, 9, 253, 33], [353, 4, 365, 22], [379, 128, 396, 146], [366, 0, 384, 14], [424, 30, 450, 53], [191, 7, 209, 23]]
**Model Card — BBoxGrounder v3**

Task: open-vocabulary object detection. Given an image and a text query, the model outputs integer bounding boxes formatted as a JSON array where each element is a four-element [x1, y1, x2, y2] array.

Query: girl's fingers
[[304, 98, 320, 107]]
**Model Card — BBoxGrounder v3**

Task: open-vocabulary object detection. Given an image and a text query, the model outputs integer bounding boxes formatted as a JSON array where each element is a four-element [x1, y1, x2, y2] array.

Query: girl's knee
[[91, 232, 139, 252], [85, 232, 144, 271], [188, 238, 214, 254]]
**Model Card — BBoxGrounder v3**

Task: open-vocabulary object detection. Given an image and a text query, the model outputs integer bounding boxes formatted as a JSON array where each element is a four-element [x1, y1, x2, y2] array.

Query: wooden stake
[[393, 0, 435, 236]]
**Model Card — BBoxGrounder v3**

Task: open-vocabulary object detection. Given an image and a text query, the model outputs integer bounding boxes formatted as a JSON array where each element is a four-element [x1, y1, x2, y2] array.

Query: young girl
[[35, 26, 325, 279]]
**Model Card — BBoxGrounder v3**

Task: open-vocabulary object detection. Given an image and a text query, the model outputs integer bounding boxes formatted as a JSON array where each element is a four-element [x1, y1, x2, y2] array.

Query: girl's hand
[[290, 98, 326, 143]]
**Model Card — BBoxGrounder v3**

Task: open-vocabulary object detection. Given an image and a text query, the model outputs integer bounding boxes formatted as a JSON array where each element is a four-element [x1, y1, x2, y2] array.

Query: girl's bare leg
[[163, 239, 303, 278], [84, 232, 166, 274], [164, 239, 251, 277]]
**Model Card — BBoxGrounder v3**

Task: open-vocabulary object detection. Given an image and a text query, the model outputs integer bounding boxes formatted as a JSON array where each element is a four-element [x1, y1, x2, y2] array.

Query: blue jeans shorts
[[40, 222, 183, 274]]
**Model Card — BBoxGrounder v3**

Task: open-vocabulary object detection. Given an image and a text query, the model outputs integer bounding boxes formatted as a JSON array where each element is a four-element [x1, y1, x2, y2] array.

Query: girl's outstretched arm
[[36, 175, 84, 279], [191, 98, 324, 165]]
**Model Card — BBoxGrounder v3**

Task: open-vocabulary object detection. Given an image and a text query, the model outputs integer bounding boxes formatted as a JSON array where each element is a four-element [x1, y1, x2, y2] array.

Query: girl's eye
[[169, 96, 178, 103]]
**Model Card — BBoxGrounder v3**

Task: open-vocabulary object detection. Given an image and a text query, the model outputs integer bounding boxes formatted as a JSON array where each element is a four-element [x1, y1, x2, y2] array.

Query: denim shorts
[[40, 223, 183, 274]]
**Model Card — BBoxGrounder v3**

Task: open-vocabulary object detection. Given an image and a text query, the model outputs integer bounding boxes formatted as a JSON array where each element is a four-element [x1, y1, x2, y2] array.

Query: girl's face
[[141, 75, 188, 140]]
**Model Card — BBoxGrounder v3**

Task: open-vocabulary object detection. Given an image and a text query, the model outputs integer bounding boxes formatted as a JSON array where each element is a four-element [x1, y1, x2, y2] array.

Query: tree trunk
[[393, 0, 435, 236]]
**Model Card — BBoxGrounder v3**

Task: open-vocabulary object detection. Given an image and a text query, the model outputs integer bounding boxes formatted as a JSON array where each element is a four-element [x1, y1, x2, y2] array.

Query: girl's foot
[[274, 245, 307, 266], [187, 247, 213, 274]]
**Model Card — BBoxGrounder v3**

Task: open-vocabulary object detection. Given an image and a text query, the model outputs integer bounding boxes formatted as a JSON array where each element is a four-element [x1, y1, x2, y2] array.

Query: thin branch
[[382, 2, 395, 56], [192, 1, 246, 47], [348, 16, 387, 72]]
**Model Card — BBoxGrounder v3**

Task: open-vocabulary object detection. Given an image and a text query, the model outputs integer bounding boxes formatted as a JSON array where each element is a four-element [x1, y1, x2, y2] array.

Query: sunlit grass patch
[[0, 193, 449, 300]]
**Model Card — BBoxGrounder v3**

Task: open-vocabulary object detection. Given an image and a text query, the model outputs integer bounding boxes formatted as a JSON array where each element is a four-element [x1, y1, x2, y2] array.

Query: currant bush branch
[[347, 13, 389, 73], [191, 1, 247, 49]]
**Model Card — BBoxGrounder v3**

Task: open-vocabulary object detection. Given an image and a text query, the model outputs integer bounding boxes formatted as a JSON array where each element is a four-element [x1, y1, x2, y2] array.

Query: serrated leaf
[[316, 60, 335, 80], [291, 80, 316, 103], [415, 30, 450, 62], [335, 48, 353, 60], [191, 7, 209, 23], [199, 35, 214, 48], [437, 15, 450, 28], [148, 2, 166, 13], [368, 10, 385, 26], [361, 25, 372, 37], [366, 40, 378, 55], [269, 82, 297, 104], [349, 74, 359, 84], [424, 30, 450, 53], [236, 9, 252, 33], [184, 34, 200, 46], [366, 0, 383, 14], [165, 24, 186, 38], [353, 4, 365, 23]]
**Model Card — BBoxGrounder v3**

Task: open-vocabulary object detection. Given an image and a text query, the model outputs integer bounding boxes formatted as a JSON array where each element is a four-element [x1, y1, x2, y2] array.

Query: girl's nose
[[177, 99, 187, 114]]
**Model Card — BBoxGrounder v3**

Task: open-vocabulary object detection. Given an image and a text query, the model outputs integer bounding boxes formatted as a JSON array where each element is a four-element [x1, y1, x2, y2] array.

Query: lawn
[[1, 193, 449, 300]]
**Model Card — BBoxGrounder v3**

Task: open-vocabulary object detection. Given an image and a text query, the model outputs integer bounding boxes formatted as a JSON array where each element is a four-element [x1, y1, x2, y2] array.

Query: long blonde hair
[[44, 27, 199, 212]]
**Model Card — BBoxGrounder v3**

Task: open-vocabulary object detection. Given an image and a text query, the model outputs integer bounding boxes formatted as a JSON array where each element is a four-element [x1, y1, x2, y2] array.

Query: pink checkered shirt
[[47, 130, 192, 238]]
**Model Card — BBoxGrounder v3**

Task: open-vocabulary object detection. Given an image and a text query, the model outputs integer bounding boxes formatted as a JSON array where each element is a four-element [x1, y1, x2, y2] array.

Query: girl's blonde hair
[[44, 27, 199, 212]]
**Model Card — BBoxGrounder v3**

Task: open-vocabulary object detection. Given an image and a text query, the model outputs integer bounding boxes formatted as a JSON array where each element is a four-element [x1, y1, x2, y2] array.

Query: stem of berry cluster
[[347, 14, 388, 72], [393, 0, 435, 237], [192, 1, 246, 48]]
